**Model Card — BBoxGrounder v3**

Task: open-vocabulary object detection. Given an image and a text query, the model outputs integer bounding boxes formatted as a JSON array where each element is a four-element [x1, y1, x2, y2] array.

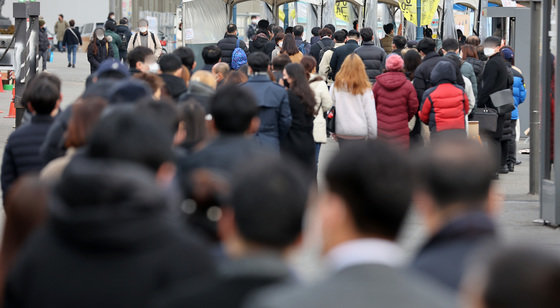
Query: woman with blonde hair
[[330, 53, 377, 147]]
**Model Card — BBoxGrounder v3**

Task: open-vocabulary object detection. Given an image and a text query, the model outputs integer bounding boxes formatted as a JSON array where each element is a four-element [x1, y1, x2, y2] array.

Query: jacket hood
[[430, 61, 456, 85], [253, 35, 269, 49], [375, 72, 408, 90], [49, 157, 178, 251], [188, 81, 215, 96]]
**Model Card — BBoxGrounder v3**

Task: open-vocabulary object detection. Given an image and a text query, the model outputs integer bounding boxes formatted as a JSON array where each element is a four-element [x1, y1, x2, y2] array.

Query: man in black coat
[[477, 36, 514, 174], [1, 75, 60, 201], [38, 20, 50, 71], [354, 27, 386, 84], [217, 24, 248, 68], [309, 27, 334, 68], [116, 18, 133, 62], [159, 54, 188, 100], [156, 155, 307, 308], [249, 19, 270, 54], [411, 139, 498, 291], [392, 35, 407, 57], [330, 29, 360, 80]]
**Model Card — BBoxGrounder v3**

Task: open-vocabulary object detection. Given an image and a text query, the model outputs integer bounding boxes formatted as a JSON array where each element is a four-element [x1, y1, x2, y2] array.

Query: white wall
[[2, 0, 109, 30]]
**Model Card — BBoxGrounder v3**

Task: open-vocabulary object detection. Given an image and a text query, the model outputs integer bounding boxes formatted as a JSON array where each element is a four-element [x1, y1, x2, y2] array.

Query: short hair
[[65, 98, 108, 148], [272, 26, 284, 36], [25, 75, 60, 115], [69, 19, 75, 27], [442, 38, 460, 52], [360, 27, 373, 42], [285, 26, 294, 34], [191, 70, 217, 90], [59, 14, 64, 18], [393, 35, 407, 49], [158, 54, 183, 74], [324, 24, 336, 33], [104, 20, 116, 32], [210, 85, 257, 134], [272, 54, 291, 71], [417, 38, 437, 54], [311, 27, 320, 36], [476, 246, 560, 308], [179, 100, 207, 150], [484, 36, 501, 47], [326, 141, 412, 239], [202, 45, 221, 65], [232, 156, 308, 248], [319, 27, 333, 38], [227, 23, 237, 34], [404, 49, 422, 75], [293, 25, 304, 37], [223, 71, 248, 85], [136, 100, 179, 136], [247, 52, 269, 73], [413, 139, 496, 209], [212, 62, 230, 76], [119, 18, 128, 25], [333, 30, 347, 43], [173, 47, 196, 71], [128, 46, 154, 68], [257, 19, 269, 31], [383, 23, 394, 34], [138, 18, 148, 26], [133, 72, 164, 95], [466, 35, 481, 46], [87, 109, 173, 171]]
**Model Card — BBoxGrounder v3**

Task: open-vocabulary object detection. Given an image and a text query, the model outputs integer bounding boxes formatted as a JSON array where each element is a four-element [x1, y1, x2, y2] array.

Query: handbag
[[490, 89, 515, 114], [471, 107, 498, 134], [326, 106, 336, 134]]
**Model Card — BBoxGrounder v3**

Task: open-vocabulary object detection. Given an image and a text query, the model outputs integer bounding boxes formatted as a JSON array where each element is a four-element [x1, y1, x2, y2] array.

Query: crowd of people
[[0, 17, 554, 308]]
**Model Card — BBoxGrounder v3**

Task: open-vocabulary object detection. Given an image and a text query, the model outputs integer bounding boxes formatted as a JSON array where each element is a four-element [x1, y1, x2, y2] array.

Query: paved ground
[[0, 51, 556, 281]]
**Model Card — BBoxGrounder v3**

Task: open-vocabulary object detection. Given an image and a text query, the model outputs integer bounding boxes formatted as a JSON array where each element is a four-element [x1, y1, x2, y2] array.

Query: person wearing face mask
[[104, 20, 122, 61], [247, 15, 258, 41], [107, 12, 115, 22], [477, 36, 514, 176], [128, 19, 163, 59], [128, 46, 157, 74], [87, 28, 114, 73], [271, 33, 284, 60]]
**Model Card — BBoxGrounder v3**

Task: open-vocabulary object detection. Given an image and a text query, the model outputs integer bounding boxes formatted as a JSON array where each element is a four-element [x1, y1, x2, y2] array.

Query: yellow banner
[[399, 0, 417, 25], [421, 0, 440, 26], [335, 1, 350, 23]]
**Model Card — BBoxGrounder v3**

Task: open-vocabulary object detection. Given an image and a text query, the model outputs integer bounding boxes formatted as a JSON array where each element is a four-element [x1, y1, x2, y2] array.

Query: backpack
[[118, 31, 128, 50], [317, 40, 334, 64], [231, 39, 247, 70], [298, 41, 309, 55]]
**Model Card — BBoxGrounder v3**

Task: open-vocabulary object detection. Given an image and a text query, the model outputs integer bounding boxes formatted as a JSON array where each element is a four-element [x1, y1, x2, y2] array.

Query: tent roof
[[225, 0, 400, 7]]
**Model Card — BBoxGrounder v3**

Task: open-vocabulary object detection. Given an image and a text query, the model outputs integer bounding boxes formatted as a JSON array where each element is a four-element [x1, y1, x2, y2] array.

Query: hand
[[106, 36, 113, 43]]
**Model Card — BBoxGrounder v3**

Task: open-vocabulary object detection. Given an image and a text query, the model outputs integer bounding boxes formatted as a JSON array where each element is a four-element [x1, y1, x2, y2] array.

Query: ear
[[173, 121, 187, 146], [155, 162, 176, 188], [246, 117, 260, 135], [136, 61, 143, 70], [27, 102, 34, 113], [208, 118, 219, 135], [218, 206, 236, 242], [192, 61, 197, 70], [413, 190, 437, 223]]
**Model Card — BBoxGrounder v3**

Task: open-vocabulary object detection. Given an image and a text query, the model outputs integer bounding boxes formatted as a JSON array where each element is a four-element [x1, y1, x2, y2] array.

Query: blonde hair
[[333, 53, 371, 95], [191, 70, 217, 90]]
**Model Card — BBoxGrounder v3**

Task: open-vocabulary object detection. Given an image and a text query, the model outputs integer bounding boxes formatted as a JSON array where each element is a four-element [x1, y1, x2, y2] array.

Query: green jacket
[[105, 30, 122, 60]]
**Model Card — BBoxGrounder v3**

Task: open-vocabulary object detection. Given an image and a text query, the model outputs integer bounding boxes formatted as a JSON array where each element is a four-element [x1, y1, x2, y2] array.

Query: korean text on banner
[[421, 0, 439, 26], [335, 1, 350, 23], [399, 0, 417, 25]]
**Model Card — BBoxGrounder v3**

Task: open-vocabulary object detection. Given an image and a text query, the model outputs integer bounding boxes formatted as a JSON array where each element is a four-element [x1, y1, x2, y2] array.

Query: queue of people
[[0, 18, 546, 308]]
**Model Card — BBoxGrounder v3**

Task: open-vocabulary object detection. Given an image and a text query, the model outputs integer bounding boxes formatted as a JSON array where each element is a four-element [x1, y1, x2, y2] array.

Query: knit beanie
[[385, 54, 404, 72]]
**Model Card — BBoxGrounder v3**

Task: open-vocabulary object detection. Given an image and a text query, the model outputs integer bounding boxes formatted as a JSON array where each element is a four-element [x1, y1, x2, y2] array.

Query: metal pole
[[530, 0, 542, 195], [284, 3, 289, 28], [13, 2, 27, 127], [554, 0, 560, 215], [541, 0, 552, 182], [416, 0, 423, 40]]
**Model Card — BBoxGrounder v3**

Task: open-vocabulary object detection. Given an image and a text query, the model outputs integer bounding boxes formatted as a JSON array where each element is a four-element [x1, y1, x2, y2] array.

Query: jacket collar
[[225, 34, 238, 39], [420, 211, 497, 252], [220, 253, 295, 281], [423, 51, 440, 61], [31, 114, 55, 123], [248, 74, 271, 82], [361, 41, 375, 46], [346, 39, 359, 46]]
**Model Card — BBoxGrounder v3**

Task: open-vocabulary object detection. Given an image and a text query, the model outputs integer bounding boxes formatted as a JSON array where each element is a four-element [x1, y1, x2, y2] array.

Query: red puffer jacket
[[373, 72, 418, 148], [419, 61, 469, 134]]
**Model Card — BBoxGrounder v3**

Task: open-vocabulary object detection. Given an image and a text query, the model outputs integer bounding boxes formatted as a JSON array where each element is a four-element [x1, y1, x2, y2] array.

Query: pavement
[[0, 51, 556, 281]]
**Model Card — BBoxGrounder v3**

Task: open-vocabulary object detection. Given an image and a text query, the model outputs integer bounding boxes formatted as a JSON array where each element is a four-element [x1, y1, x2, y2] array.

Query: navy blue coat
[[241, 75, 292, 150], [330, 40, 359, 80], [2, 115, 54, 198]]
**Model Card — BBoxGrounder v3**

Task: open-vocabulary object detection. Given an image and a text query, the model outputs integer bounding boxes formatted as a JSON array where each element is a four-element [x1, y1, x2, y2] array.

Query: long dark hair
[[285, 63, 316, 116], [281, 34, 299, 56], [88, 28, 105, 56], [404, 50, 422, 80]]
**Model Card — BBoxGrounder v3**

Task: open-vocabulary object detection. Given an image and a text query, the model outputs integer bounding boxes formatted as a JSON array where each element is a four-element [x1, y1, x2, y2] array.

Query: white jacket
[[127, 31, 163, 59], [331, 86, 377, 139], [310, 74, 333, 143]]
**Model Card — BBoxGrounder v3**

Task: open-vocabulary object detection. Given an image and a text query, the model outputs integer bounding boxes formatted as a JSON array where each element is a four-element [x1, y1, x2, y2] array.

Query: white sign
[[146, 16, 158, 33], [185, 28, 194, 41]]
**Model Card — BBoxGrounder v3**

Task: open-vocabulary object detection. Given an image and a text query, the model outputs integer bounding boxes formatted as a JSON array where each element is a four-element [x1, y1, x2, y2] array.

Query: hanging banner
[[335, 1, 350, 23], [421, 0, 440, 26], [399, 0, 417, 25]]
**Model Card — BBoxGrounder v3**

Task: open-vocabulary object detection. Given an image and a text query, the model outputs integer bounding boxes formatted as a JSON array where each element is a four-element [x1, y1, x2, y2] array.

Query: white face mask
[[484, 47, 496, 57], [251, 19, 257, 25], [139, 27, 148, 33], [148, 63, 160, 73], [96, 34, 104, 41]]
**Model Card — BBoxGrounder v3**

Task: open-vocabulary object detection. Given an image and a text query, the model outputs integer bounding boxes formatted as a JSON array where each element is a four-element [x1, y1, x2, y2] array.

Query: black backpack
[[317, 40, 334, 64], [118, 31, 128, 50]]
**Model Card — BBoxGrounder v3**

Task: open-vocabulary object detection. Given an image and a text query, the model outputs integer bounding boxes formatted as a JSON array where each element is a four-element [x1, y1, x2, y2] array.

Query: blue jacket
[[2, 115, 54, 198], [512, 68, 526, 120], [241, 75, 292, 150]]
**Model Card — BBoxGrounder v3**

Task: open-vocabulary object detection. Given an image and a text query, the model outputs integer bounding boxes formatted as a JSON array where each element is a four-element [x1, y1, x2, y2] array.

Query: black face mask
[[283, 79, 290, 88]]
